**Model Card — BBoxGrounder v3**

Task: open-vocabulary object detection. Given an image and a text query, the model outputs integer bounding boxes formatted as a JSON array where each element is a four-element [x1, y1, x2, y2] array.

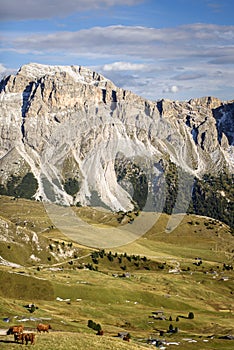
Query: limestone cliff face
[[0, 63, 233, 211]]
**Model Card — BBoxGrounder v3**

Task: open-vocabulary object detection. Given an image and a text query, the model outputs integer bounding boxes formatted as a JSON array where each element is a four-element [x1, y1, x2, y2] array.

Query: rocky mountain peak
[[188, 96, 222, 109], [16, 62, 111, 87], [0, 63, 233, 216]]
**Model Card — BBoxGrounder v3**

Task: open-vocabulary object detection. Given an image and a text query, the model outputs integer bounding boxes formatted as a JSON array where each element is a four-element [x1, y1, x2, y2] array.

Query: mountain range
[[0, 63, 233, 228]]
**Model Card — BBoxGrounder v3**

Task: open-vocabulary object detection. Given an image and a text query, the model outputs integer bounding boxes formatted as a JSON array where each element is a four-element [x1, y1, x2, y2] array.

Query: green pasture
[[0, 196, 233, 349]]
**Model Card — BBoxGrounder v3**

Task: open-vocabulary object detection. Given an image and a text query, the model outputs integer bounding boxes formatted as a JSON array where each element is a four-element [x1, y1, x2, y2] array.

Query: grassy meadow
[[0, 196, 233, 349]]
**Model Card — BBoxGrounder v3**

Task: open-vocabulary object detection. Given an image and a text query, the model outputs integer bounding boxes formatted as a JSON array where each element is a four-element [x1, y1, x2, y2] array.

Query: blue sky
[[0, 0, 234, 101]]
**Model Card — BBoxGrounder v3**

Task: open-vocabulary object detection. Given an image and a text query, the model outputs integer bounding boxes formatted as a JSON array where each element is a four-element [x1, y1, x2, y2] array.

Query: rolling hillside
[[0, 196, 233, 349]]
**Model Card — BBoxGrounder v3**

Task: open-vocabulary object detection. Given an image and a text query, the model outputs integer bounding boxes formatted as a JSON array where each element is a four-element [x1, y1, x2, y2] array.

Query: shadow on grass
[[0, 339, 16, 343]]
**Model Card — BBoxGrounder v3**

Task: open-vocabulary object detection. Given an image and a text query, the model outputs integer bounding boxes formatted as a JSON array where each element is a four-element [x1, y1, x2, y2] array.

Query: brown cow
[[24, 333, 36, 345], [123, 334, 131, 342], [7, 325, 24, 335], [14, 332, 24, 344], [37, 323, 52, 333]]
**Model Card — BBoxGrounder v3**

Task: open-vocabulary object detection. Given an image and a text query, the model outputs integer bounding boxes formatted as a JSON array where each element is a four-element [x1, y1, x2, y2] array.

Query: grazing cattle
[[96, 329, 104, 336], [7, 325, 24, 335], [37, 323, 52, 333], [123, 333, 131, 342], [14, 332, 35, 345], [24, 333, 36, 345], [123, 335, 130, 342], [14, 332, 24, 344]]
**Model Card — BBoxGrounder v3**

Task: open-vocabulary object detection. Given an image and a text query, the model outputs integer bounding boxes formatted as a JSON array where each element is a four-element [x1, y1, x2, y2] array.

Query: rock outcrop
[[0, 63, 233, 212]]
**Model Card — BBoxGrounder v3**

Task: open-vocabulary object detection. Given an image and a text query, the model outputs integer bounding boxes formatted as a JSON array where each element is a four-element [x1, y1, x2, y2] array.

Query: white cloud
[[171, 85, 179, 93], [3, 24, 233, 61], [0, 63, 16, 80], [163, 85, 179, 94], [0, 63, 7, 74], [103, 61, 147, 71], [1, 23, 234, 101], [0, 0, 143, 20]]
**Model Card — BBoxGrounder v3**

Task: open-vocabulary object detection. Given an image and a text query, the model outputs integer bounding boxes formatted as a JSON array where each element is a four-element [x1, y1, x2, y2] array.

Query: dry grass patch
[[0, 331, 149, 350]]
